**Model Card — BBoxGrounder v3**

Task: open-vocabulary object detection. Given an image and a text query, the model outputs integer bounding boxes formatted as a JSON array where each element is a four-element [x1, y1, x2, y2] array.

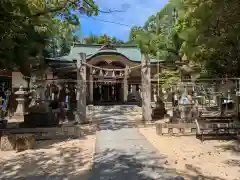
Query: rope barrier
[[22, 76, 240, 84], [81, 61, 141, 72]]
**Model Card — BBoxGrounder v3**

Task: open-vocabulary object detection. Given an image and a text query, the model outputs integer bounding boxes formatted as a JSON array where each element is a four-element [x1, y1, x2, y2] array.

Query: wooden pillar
[[141, 53, 152, 121], [89, 67, 93, 103], [75, 53, 86, 123], [237, 79, 240, 120], [123, 67, 128, 102]]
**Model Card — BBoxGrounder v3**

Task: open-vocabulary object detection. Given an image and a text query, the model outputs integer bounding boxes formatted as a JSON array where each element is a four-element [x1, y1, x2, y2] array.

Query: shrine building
[[46, 43, 163, 104]]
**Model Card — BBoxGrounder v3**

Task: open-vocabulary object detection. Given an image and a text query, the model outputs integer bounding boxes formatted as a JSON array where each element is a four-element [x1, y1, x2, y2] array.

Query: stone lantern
[[14, 85, 27, 116]]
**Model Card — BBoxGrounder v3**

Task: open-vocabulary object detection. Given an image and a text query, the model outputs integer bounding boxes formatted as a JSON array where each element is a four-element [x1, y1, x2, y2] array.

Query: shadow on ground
[[92, 105, 144, 131], [89, 105, 227, 180], [214, 139, 240, 155], [0, 137, 93, 179], [0, 123, 96, 180], [88, 148, 226, 180]]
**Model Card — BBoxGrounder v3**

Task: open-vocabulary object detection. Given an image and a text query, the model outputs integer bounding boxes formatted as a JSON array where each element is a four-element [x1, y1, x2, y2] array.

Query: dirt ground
[[0, 134, 96, 179], [139, 127, 240, 180]]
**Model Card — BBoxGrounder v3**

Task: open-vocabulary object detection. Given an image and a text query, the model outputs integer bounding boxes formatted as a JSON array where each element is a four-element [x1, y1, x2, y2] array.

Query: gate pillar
[[141, 53, 152, 122], [75, 53, 87, 123]]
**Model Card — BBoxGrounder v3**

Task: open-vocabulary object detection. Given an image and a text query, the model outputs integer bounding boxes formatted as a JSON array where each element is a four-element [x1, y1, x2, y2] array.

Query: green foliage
[[176, 0, 240, 77], [127, 26, 144, 44], [0, 0, 98, 76], [127, 0, 184, 84], [128, 0, 184, 63], [83, 34, 124, 45], [129, 0, 240, 80], [155, 70, 181, 88]]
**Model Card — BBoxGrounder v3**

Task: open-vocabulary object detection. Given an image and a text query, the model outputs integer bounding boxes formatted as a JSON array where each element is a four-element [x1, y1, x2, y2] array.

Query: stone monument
[[152, 95, 166, 120], [24, 78, 58, 128], [178, 83, 195, 122]]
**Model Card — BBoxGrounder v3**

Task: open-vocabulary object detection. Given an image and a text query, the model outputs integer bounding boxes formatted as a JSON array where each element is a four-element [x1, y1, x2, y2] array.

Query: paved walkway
[[89, 105, 178, 180]]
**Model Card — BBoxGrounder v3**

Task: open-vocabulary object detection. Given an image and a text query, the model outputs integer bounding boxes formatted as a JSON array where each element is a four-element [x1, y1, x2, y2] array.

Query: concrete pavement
[[88, 105, 178, 180]]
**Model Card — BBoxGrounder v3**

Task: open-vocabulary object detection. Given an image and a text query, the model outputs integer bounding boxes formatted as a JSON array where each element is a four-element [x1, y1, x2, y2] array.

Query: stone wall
[[156, 122, 197, 136], [0, 125, 96, 151]]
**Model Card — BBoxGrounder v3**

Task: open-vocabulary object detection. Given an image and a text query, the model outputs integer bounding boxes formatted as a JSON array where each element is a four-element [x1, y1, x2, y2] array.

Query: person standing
[[174, 91, 179, 107], [3, 89, 11, 118], [58, 84, 66, 122]]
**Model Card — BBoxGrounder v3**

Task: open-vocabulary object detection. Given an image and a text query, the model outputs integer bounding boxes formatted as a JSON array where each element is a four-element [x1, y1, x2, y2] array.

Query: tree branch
[[83, 0, 125, 13], [31, 0, 125, 18]]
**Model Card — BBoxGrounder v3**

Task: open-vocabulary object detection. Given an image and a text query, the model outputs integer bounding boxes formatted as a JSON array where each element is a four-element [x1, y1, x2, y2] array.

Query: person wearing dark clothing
[[58, 85, 66, 122]]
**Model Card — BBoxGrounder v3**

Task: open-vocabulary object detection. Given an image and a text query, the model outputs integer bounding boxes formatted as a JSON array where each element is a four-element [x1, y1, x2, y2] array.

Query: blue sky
[[76, 0, 168, 41]]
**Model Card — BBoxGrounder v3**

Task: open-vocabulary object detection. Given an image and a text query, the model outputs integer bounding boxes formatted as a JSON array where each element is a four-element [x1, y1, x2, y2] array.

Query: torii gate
[[75, 52, 152, 123]]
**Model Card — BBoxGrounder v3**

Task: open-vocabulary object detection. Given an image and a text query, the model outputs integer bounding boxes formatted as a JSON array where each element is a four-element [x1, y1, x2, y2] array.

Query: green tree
[[83, 34, 124, 45], [128, 26, 144, 43], [128, 0, 185, 87], [0, 0, 99, 76], [176, 0, 240, 77]]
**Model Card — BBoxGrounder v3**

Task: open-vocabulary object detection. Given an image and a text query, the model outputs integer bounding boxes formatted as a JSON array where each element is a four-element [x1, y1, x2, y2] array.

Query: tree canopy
[[0, 0, 99, 76], [176, 0, 240, 77], [129, 0, 240, 81], [83, 34, 124, 45]]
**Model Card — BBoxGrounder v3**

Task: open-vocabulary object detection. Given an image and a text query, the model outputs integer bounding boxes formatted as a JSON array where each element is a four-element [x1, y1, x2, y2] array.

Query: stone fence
[[0, 124, 96, 151], [156, 122, 197, 136]]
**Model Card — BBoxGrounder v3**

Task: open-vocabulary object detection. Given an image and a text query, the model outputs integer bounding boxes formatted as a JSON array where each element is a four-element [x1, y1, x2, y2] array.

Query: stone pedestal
[[25, 79, 58, 128], [179, 104, 194, 122]]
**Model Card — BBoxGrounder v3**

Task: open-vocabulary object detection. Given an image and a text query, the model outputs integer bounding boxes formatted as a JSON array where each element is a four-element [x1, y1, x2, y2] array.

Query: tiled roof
[[50, 43, 165, 63]]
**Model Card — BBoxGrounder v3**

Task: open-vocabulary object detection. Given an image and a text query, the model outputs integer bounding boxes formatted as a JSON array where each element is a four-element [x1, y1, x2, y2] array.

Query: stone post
[[123, 67, 128, 103], [141, 53, 152, 122], [75, 53, 86, 123], [89, 67, 93, 103]]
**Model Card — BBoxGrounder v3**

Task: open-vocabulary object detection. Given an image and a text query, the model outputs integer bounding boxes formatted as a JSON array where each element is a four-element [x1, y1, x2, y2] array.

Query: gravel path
[[88, 105, 178, 180]]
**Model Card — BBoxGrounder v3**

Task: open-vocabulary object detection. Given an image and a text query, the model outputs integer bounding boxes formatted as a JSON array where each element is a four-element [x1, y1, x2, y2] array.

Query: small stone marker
[[0, 134, 35, 151], [1, 135, 16, 151]]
